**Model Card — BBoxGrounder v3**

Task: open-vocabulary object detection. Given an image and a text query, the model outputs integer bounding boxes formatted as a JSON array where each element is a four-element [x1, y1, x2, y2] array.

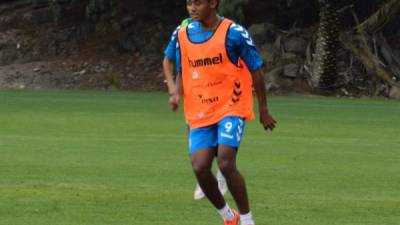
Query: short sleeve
[[163, 25, 181, 61], [226, 24, 264, 72]]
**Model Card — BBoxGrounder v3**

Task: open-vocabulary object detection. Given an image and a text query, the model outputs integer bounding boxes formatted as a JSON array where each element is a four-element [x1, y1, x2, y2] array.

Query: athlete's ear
[[209, 0, 218, 9]]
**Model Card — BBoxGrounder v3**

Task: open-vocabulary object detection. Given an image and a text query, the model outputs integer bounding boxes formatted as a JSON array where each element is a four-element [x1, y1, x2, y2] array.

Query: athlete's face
[[186, 0, 217, 21]]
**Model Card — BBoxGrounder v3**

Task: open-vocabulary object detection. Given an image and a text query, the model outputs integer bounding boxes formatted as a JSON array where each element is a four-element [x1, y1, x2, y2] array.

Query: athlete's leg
[[216, 116, 254, 223], [189, 124, 207, 200], [191, 149, 225, 209], [190, 123, 238, 223], [189, 120, 227, 199], [194, 166, 227, 200], [189, 125, 226, 208], [217, 145, 250, 214]]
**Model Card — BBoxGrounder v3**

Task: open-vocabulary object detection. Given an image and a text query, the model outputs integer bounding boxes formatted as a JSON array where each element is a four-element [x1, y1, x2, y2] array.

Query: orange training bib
[[178, 19, 254, 128]]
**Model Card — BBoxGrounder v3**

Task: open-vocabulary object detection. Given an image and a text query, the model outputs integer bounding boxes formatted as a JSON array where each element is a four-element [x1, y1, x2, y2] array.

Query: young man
[[163, 17, 228, 200], [169, 0, 277, 225]]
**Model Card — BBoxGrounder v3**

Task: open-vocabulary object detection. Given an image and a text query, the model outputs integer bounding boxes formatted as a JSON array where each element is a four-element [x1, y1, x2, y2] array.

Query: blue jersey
[[176, 20, 264, 73], [164, 18, 193, 62]]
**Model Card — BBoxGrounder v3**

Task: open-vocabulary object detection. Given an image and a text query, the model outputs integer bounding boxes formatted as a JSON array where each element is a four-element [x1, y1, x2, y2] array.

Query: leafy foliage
[[86, 0, 121, 32], [218, 0, 249, 24]]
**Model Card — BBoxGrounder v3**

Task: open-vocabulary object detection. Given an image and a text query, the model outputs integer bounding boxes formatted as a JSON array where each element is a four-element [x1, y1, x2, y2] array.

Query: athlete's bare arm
[[163, 57, 176, 95], [164, 57, 181, 111], [251, 68, 277, 131], [169, 73, 183, 111]]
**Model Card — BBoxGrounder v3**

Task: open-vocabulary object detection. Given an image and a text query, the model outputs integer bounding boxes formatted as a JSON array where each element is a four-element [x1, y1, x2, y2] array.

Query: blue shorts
[[189, 116, 246, 155]]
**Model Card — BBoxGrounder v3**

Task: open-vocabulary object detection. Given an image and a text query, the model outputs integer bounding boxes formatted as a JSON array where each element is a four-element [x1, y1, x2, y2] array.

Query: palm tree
[[310, 0, 340, 91]]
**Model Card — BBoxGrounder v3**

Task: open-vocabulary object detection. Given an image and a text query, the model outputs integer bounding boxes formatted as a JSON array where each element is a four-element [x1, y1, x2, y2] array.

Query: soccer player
[[163, 17, 228, 200], [169, 0, 277, 225]]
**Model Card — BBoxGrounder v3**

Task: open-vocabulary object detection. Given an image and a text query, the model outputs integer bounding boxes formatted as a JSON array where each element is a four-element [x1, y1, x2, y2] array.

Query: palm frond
[[353, 0, 400, 33]]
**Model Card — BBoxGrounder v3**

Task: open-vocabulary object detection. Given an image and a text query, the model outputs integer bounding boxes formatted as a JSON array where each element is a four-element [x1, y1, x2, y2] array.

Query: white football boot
[[193, 182, 205, 200]]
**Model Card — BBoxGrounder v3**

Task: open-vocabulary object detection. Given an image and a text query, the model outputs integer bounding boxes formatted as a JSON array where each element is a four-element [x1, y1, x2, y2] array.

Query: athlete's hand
[[169, 93, 180, 111], [259, 109, 277, 131]]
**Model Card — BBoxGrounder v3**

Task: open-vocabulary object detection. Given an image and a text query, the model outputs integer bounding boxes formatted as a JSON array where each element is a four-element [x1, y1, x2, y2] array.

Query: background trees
[[0, 0, 399, 96]]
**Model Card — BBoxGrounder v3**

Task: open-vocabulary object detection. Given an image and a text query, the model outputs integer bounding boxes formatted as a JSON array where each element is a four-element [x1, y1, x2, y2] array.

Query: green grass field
[[0, 90, 399, 225]]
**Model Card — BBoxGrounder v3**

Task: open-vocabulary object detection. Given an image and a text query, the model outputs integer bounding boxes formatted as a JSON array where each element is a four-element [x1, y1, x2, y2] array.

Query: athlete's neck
[[200, 14, 220, 31]]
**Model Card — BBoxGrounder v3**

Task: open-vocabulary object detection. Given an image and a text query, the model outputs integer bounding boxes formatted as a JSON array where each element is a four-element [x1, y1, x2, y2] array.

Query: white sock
[[216, 169, 225, 181], [217, 204, 235, 221], [240, 211, 255, 225]]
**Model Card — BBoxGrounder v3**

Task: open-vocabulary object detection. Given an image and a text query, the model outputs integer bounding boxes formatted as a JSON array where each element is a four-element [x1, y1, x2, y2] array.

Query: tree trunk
[[310, 0, 339, 91]]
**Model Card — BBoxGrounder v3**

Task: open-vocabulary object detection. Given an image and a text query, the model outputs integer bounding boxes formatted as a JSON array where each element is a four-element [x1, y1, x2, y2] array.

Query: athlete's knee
[[217, 146, 237, 175], [217, 158, 237, 176], [191, 160, 211, 176]]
